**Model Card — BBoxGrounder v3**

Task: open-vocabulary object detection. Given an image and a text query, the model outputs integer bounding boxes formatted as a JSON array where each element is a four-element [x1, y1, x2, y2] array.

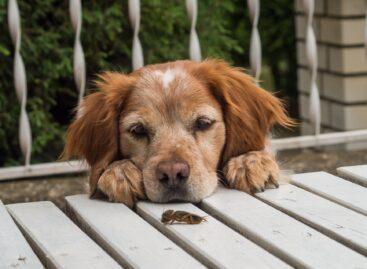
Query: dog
[[63, 59, 293, 207]]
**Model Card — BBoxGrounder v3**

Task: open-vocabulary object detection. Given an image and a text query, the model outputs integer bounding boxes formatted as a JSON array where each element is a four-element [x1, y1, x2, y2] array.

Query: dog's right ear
[[192, 59, 294, 166], [62, 72, 135, 195]]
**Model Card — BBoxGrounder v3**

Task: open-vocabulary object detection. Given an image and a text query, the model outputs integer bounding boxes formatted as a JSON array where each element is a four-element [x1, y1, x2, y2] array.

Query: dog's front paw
[[223, 151, 279, 193], [97, 160, 146, 207]]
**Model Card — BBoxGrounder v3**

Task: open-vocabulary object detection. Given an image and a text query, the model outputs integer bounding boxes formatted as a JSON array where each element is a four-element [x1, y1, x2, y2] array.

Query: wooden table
[[1, 165, 367, 268]]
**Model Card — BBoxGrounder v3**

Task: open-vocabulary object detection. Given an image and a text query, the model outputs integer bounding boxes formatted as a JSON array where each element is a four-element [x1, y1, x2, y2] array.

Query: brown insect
[[161, 210, 207, 225]]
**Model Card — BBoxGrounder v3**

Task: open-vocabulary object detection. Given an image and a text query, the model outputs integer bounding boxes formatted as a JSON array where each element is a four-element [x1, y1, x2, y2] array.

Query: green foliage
[[0, 0, 296, 166]]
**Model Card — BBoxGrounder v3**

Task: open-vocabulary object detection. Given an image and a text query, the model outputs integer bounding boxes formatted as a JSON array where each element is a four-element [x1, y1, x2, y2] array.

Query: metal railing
[[2, 0, 367, 181]]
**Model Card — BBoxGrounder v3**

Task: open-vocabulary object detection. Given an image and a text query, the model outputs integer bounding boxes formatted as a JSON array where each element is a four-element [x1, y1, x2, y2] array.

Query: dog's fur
[[63, 59, 293, 207]]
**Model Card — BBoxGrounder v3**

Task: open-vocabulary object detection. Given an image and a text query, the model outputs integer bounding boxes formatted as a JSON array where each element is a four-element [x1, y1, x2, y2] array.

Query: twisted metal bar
[[8, 0, 32, 166], [301, 0, 320, 135], [365, 7, 367, 57], [129, 0, 144, 70], [69, 0, 86, 106], [186, 0, 201, 61], [247, 0, 261, 81]]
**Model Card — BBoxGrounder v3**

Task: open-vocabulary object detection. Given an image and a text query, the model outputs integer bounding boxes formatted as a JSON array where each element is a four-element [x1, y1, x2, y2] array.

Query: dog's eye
[[129, 124, 148, 138], [195, 117, 214, 131]]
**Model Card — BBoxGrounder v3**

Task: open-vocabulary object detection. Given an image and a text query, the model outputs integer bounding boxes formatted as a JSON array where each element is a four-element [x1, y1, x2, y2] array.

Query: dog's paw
[[223, 151, 279, 193], [97, 160, 146, 207]]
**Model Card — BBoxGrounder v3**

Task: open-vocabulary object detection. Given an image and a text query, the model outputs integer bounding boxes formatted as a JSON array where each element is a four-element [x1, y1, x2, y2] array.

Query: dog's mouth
[[166, 198, 189, 203], [143, 170, 218, 203]]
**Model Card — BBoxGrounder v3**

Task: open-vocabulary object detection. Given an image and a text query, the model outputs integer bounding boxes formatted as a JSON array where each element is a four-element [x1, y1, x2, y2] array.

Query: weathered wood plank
[[337, 165, 367, 187], [0, 160, 88, 181], [6, 201, 121, 269], [291, 172, 367, 216], [272, 129, 367, 150], [257, 184, 367, 255], [201, 188, 367, 269], [137, 201, 292, 269], [65, 195, 203, 269], [0, 201, 43, 269]]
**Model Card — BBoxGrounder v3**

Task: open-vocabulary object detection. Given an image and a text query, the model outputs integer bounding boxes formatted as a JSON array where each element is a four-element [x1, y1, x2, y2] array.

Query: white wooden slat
[[0, 160, 88, 181], [0, 201, 43, 269], [272, 129, 367, 150], [257, 184, 367, 255], [6, 201, 121, 269], [337, 165, 367, 187], [291, 171, 367, 216], [137, 202, 291, 269], [201, 188, 367, 269], [65, 195, 203, 269]]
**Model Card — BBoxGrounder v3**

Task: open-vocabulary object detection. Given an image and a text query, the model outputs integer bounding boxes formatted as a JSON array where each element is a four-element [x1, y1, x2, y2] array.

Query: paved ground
[[1, 148, 366, 209]]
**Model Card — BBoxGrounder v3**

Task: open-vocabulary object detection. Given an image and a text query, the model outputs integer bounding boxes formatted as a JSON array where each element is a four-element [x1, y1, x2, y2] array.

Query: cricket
[[161, 210, 207, 225]]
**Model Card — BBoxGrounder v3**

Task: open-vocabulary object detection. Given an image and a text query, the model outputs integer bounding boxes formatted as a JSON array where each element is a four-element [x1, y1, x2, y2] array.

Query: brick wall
[[295, 0, 367, 138]]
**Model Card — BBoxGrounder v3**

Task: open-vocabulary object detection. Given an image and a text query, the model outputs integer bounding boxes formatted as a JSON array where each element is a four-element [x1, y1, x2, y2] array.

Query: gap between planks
[[65, 195, 204, 269], [6, 201, 121, 269], [256, 184, 367, 256], [201, 187, 367, 269], [337, 165, 367, 187], [0, 201, 43, 269], [136, 201, 291, 269], [291, 172, 367, 216]]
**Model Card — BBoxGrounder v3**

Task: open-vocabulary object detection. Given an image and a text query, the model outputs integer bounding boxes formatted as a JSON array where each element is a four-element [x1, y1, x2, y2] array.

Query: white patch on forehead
[[151, 68, 186, 90], [162, 69, 175, 89], [151, 70, 164, 78]]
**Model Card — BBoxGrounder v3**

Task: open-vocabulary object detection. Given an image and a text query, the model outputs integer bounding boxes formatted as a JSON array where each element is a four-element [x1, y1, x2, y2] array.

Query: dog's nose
[[156, 161, 190, 189]]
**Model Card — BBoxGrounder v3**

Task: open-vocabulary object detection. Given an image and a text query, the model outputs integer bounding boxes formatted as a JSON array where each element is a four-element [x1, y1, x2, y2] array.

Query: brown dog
[[63, 59, 292, 207]]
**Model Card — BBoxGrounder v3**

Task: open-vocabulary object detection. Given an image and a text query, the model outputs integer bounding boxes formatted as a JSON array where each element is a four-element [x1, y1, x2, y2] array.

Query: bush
[[0, 0, 296, 166]]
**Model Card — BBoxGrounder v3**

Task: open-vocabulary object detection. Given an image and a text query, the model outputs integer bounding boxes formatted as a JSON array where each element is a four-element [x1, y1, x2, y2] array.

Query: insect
[[161, 210, 207, 225], [18, 255, 26, 261]]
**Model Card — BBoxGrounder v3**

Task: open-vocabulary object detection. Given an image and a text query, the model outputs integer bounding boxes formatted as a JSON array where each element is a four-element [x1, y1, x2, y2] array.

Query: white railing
[[129, 0, 144, 70], [69, 0, 86, 106], [247, 0, 261, 82], [2, 0, 367, 181], [186, 0, 202, 61], [302, 0, 320, 135], [7, 0, 32, 168]]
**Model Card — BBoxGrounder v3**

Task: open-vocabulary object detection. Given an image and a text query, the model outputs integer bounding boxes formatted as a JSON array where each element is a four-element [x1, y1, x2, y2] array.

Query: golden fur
[[63, 59, 293, 207]]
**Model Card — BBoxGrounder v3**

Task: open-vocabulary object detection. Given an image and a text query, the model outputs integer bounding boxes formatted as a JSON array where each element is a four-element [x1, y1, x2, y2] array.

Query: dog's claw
[[268, 175, 279, 188]]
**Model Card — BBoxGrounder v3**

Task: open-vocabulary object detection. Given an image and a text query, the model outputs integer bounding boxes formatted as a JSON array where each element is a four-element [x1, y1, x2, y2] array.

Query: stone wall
[[295, 0, 367, 139]]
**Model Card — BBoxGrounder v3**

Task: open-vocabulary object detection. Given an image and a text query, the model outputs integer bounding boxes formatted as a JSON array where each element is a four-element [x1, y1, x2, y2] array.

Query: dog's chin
[[161, 188, 198, 203], [145, 183, 217, 203], [145, 189, 194, 203]]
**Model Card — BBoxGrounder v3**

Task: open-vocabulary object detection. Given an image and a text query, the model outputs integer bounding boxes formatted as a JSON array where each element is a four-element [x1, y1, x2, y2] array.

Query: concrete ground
[[1, 148, 366, 209]]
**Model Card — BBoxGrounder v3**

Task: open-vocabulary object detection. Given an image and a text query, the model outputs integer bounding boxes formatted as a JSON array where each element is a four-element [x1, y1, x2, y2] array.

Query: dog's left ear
[[62, 72, 135, 196], [192, 59, 294, 165]]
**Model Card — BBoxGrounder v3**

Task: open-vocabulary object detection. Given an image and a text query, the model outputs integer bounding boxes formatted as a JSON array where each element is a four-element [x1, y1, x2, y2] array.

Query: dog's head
[[63, 59, 291, 202]]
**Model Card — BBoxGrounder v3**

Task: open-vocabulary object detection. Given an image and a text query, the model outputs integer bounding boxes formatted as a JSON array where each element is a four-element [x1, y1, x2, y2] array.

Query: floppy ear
[[193, 59, 294, 166], [62, 72, 135, 196]]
